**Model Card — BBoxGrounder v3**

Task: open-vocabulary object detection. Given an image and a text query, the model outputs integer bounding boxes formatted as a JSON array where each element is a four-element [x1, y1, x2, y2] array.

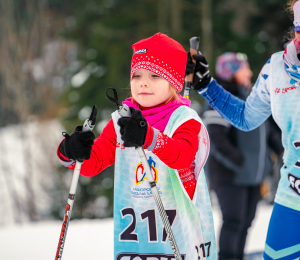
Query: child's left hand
[[117, 107, 147, 148]]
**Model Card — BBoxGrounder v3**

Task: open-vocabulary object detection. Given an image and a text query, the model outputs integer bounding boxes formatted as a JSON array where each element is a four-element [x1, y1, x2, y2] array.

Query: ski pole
[[106, 88, 183, 260], [183, 37, 200, 99], [55, 105, 97, 260]]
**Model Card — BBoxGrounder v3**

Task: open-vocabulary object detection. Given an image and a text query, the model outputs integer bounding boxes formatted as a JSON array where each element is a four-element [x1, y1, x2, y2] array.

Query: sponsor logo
[[135, 156, 158, 185], [288, 173, 300, 196], [282, 86, 296, 93], [274, 86, 296, 95], [134, 48, 147, 55], [116, 253, 185, 260], [131, 156, 162, 198]]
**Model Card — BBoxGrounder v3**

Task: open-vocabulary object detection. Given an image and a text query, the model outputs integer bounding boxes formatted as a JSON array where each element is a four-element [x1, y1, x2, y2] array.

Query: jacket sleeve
[[204, 109, 244, 167], [146, 119, 201, 200], [149, 119, 201, 169], [57, 119, 117, 177], [199, 59, 272, 131]]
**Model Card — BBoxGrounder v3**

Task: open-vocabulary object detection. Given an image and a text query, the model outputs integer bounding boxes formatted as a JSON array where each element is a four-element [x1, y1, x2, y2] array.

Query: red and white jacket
[[57, 118, 201, 199]]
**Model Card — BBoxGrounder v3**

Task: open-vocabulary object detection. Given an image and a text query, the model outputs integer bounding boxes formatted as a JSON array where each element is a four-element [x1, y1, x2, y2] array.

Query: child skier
[[186, 1, 300, 259], [57, 32, 217, 260]]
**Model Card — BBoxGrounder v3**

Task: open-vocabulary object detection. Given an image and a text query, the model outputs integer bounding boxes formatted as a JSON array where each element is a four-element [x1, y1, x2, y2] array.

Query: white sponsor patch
[[134, 48, 147, 55], [288, 173, 300, 196]]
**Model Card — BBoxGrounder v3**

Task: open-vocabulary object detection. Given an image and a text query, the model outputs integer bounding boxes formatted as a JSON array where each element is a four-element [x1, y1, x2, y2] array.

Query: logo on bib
[[135, 156, 158, 185], [274, 86, 297, 95], [131, 156, 162, 198], [288, 173, 300, 196]]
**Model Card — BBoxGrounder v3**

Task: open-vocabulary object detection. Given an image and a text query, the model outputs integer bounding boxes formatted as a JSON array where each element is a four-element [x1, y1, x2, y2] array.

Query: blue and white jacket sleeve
[[199, 59, 272, 131]]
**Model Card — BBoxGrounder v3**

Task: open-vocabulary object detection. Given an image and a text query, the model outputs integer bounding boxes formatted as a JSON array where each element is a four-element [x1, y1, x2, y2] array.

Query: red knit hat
[[130, 33, 187, 92]]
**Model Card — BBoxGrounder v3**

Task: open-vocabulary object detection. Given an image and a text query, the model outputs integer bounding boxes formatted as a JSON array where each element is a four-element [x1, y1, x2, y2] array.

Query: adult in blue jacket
[[186, 0, 300, 259], [202, 52, 283, 260]]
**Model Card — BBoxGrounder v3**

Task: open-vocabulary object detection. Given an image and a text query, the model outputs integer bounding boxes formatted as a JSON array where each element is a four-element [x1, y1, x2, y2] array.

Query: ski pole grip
[[118, 104, 131, 118], [105, 88, 130, 118], [82, 105, 97, 132], [190, 37, 200, 52], [186, 37, 200, 82]]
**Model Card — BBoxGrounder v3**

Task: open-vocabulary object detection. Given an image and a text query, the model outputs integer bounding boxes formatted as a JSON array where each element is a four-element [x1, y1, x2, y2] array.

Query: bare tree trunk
[[201, 0, 213, 63], [171, 0, 182, 37], [0, 0, 72, 224]]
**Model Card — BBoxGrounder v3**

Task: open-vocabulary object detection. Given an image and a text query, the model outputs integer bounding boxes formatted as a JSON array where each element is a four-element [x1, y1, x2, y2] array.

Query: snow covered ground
[[0, 201, 273, 260], [0, 119, 65, 225]]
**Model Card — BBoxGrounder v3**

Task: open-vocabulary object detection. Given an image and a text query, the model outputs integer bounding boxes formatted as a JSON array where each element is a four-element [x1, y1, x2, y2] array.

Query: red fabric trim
[[177, 162, 196, 200]]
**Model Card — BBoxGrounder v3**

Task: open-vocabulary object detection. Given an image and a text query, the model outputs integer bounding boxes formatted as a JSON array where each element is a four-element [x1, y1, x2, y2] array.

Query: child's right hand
[[117, 107, 147, 148], [59, 126, 96, 162]]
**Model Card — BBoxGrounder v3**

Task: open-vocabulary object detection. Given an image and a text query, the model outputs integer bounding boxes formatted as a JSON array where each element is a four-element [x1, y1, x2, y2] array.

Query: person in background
[[202, 53, 284, 260], [186, 0, 300, 259]]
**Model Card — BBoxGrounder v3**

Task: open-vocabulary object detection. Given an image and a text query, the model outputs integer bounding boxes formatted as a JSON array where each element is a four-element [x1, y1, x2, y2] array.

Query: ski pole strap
[[106, 88, 121, 108]]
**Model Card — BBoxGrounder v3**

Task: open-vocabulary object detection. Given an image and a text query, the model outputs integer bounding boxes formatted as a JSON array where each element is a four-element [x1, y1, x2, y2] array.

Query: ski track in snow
[[0, 202, 272, 259]]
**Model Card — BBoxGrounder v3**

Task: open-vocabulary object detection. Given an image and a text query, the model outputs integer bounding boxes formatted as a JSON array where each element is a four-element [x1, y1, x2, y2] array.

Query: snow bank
[[0, 202, 273, 259], [0, 119, 65, 225]]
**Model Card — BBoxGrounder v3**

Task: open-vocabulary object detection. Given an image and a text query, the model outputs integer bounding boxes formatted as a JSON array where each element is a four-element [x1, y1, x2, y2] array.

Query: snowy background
[[0, 121, 273, 259], [0, 199, 273, 260], [0, 120, 65, 225], [0, 1, 290, 259]]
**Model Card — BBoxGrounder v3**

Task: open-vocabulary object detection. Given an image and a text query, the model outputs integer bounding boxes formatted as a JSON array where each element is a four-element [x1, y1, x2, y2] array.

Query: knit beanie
[[215, 52, 249, 81], [130, 33, 187, 92], [294, 1, 300, 31]]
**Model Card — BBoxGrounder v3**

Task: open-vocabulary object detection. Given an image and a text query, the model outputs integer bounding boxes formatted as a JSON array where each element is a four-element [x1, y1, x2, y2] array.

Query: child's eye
[[151, 74, 160, 78], [132, 74, 141, 78]]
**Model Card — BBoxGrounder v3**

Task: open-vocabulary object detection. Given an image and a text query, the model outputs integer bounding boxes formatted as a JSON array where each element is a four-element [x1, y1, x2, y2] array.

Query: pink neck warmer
[[122, 95, 191, 131]]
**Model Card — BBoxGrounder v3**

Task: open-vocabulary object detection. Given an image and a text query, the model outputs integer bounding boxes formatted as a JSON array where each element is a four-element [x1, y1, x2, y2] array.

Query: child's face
[[131, 69, 172, 107]]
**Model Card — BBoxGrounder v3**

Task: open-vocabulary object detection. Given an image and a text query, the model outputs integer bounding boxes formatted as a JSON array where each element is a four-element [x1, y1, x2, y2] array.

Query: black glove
[[117, 107, 147, 148], [59, 125, 96, 162], [185, 52, 195, 76], [186, 52, 212, 91]]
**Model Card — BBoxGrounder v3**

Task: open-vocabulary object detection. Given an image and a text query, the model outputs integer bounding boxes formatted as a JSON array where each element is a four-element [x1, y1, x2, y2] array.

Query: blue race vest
[[270, 51, 300, 211]]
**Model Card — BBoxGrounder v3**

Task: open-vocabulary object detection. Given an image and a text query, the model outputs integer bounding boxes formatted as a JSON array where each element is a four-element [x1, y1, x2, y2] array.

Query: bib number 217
[[119, 207, 176, 243]]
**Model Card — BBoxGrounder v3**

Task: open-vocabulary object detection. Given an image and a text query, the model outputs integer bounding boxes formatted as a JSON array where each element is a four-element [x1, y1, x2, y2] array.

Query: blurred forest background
[[0, 0, 292, 225]]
